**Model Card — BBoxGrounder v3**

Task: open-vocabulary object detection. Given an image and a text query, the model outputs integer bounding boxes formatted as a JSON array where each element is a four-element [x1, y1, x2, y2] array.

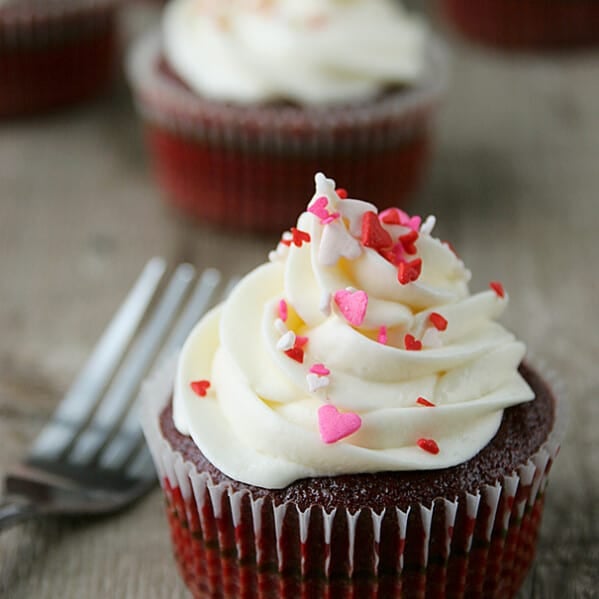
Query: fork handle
[[0, 499, 39, 532]]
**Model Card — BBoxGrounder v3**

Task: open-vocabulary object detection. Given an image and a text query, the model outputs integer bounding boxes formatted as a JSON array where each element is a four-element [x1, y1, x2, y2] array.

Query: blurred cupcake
[[141, 173, 565, 597], [0, 0, 121, 118], [126, 0, 448, 232], [439, 0, 599, 52]]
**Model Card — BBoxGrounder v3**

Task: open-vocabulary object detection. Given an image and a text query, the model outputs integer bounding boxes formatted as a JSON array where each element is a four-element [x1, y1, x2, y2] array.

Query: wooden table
[[1, 7, 598, 598]]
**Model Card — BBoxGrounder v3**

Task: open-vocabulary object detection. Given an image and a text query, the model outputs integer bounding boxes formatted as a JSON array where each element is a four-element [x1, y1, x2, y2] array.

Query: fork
[[0, 258, 231, 531]]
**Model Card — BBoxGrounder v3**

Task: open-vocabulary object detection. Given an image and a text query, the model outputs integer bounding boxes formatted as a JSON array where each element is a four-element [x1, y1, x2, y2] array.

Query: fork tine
[[98, 268, 223, 471], [67, 264, 196, 466], [29, 258, 167, 461]]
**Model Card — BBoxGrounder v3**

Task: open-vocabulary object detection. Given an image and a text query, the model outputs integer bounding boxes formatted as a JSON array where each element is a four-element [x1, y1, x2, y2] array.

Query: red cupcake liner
[[141, 359, 566, 599], [0, 0, 120, 117], [439, 0, 599, 51], [127, 32, 448, 233]]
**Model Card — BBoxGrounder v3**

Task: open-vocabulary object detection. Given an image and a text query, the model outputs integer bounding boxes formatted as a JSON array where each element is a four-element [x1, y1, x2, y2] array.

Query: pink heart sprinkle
[[310, 363, 330, 376], [318, 404, 362, 444], [321, 212, 340, 225], [377, 326, 388, 345], [278, 299, 288, 322], [308, 196, 329, 220], [334, 289, 368, 327]]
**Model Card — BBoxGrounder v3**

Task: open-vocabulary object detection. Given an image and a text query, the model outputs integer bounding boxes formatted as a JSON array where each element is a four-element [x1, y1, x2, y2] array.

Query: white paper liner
[[125, 29, 449, 154], [139, 354, 567, 592]]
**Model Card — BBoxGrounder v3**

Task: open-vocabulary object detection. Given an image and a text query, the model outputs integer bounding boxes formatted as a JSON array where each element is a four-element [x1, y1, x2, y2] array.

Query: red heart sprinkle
[[295, 335, 309, 348], [190, 380, 211, 397], [280, 237, 291, 247], [336, 188, 348, 199], [404, 334, 422, 351], [416, 396, 435, 407], [490, 281, 505, 298], [291, 227, 311, 247], [361, 211, 393, 250], [397, 258, 422, 285], [417, 438, 439, 454], [429, 312, 448, 331], [399, 230, 419, 255], [285, 347, 304, 363], [379, 208, 402, 225]]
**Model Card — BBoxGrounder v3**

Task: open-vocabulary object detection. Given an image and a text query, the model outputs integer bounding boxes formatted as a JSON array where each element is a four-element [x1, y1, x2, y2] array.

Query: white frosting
[[173, 173, 534, 489], [163, 0, 429, 105]]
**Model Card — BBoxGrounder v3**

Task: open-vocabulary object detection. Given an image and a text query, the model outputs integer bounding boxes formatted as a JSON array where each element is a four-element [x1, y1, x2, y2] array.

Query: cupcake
[[141, 173, 564, 598], [439, 0, 599, 52], [0, 0, 121, 118], [126, 0, 447, 232]]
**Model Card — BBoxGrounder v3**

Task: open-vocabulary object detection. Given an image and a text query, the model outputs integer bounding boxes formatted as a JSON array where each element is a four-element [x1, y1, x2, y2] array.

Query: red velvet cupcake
[[126, 0, 448, 232], [141, 173, 565, 598], [439, 0, 599, 51], [0, 0, 121, 118]]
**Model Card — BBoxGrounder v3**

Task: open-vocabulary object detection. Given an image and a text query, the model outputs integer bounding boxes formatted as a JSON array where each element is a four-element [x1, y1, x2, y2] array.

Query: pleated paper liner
[[0, 0, 121, 117], [439, 0, 599, 52], [126, 31, 448, 233], [140, 357, 566, 599]]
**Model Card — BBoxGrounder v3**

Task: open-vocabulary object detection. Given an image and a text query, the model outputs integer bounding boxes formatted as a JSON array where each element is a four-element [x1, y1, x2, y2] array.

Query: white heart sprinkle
[[276, 331, 296, 351], [274, 318, 288, 335], [307, 373, 330, 393], [318, 220, 361, 266]]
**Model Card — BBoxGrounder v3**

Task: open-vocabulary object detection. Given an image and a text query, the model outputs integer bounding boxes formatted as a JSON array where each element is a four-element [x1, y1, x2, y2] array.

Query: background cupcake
[[0, 0, 122, 118], [438, 0, 599, 52], [127, 0, 448, 232], [141, 174, 565, 598]]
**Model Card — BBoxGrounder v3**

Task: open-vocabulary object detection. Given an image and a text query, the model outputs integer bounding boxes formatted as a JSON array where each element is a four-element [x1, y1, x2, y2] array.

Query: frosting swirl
[[174, 174, 534, 489], [163, 0, 429, 105]]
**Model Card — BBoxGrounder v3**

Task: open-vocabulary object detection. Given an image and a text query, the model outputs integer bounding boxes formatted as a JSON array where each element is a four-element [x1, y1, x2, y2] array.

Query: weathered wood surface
[[1, 7, 598, 599]]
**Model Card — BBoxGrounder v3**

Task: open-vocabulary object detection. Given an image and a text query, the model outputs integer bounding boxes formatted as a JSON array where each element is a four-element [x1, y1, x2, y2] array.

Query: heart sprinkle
[[295, 335, 309, 348], [379, 242, 405, 266], [278, 299, 288, 322], [377, 326, 388, 345], [334, 289, 368, 327], [397, 258, 422, 285], [336, 188, 348, 199], [190, 380, 211, 397], [417, 438, 440, 454], [276, 330, 296, 351], [285, 347, 304, 363], [307, 373, 330, 392], [429, 312, 448, 331], [404, 334, 422, 351], [291, 227, 311, 247], [490, 281, 505, 298], [318, 404, 362, 444], [310, 363, 330, 376], [274, 318, 288, 335], [361, 211, 393, 250], [399, 230, 419, 255], [416, 397, 435, 407], [308, 196, 329, 220]]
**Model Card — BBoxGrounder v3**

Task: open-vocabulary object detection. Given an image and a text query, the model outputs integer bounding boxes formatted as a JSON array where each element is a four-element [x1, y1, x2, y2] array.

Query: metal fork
[[0, 258, 231, 531]]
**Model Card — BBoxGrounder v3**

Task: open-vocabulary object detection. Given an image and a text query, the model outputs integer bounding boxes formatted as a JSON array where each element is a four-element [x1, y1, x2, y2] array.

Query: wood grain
[[1, 6, 598, 598]]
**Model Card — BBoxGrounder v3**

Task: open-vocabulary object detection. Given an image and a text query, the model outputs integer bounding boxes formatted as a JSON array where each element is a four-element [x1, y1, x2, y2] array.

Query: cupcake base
[[440, 0, 599, 51], [0, 2, 119, 118], [127, 32, 447, 233], [141, 360, 564, 599]]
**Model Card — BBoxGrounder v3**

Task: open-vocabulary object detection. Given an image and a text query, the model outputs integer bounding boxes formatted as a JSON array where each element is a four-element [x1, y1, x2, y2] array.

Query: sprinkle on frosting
[[190, 380, 211, 397], [416, 396, 435, 407], [334, 289, 368, 327], [307, 373, 330, 392], [490, 281, 505, 298], [291, 227, 311, 247], [399, 230, 419, 255], [404, 334, 422, 351], [278, 299, 288, 322], [429, 312, 448, 331], [397, 258, 422, 285], [336, 188, 348, 199], [310, 363, 330, 376], [318, 404, 362, 445], [276, 330, 296, 351], [377, 326, 388, 345], [361, 211, 393, 250], [417, 438, 440, 454], [284, 346, 304, 363]]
